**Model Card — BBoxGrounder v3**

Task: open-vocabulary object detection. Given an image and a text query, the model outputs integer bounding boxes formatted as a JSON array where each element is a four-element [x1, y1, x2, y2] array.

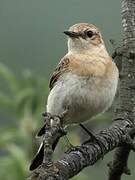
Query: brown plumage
[[30, 23, 119, 171]]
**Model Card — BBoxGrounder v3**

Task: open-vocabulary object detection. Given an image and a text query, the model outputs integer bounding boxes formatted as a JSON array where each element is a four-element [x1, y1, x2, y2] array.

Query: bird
[[30, 23, 119, 170]]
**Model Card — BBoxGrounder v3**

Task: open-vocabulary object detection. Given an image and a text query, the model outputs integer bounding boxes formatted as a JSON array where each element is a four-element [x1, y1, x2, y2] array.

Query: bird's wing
[[29, 135, 61, 170], [49, 57, 70, 90]]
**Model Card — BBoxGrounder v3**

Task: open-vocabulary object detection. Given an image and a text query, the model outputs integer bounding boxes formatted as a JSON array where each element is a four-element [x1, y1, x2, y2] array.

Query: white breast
[[47, 71, 118, 125]]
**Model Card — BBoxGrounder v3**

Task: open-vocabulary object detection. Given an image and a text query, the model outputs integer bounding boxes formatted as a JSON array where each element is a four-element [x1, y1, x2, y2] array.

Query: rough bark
[[108, 0, 135, 179], [28, 118, 135, 180]]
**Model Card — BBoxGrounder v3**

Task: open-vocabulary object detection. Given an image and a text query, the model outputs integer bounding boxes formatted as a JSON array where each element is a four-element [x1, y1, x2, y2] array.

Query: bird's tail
[[29, 141, 44, 171], [29, 124, 60, 171]]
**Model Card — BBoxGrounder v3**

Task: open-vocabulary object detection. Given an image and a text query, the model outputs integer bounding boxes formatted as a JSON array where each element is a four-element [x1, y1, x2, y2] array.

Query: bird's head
[[64, 23, 105, 52]]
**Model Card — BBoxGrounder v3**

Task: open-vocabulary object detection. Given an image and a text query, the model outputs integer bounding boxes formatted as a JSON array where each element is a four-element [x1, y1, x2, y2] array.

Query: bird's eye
[[86, 30, 94, 38]]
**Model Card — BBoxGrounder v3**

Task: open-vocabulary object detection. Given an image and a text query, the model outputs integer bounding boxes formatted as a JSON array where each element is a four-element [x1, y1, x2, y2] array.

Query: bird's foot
[[64, 133, 86, 154], [37, 111, 68, 137]]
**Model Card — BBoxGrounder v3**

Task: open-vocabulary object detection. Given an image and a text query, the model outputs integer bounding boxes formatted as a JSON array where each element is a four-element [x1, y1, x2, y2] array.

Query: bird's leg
[[79, 123, 103, 143], [57, 109, 78, 152], [80, 123, 106, 157], [56, 109, 75, 150], [65, 123, 100, 154], [63, 135, 75, 150]]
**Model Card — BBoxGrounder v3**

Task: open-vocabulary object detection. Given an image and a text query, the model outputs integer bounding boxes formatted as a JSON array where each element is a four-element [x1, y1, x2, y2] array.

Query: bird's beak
[[63, 31, 79, 38]]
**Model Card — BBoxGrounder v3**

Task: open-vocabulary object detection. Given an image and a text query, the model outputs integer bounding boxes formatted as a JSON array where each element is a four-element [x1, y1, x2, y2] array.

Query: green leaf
[[15, 88, 36, 112], [0, 63, 19, 93], [0, 144, 29, 180], [0, 91, 13, 107]]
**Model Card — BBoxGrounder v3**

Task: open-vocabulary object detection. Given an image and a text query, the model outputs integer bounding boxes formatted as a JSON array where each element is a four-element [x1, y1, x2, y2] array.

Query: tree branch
[[28, 115, 135, 180], [108, 0, 135, 179]]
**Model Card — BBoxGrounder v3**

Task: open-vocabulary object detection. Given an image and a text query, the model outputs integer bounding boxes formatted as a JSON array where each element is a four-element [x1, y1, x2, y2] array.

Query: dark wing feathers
[[49, 57, 70, 90]]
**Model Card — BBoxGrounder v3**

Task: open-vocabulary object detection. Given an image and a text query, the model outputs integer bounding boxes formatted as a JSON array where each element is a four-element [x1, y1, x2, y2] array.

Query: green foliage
[[0, 63, 48, 179]]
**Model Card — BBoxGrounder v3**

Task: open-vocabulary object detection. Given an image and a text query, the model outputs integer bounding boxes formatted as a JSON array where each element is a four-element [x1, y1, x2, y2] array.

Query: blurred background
[[0, 0, 134, 180]]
